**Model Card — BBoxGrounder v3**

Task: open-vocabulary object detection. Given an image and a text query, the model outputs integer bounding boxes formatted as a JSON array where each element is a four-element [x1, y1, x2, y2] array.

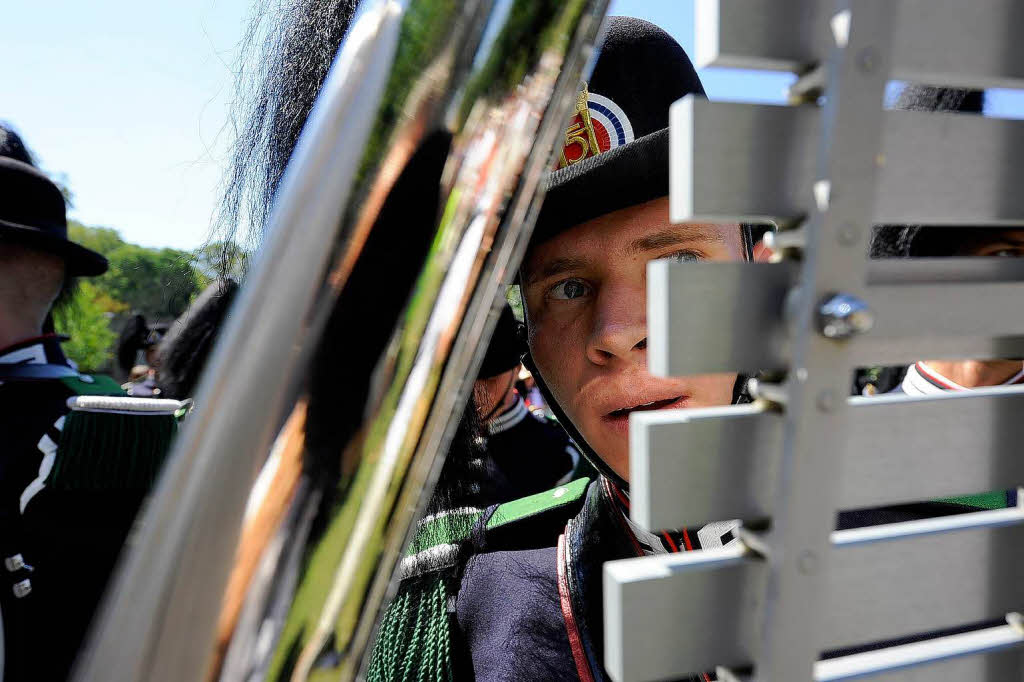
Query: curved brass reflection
[[75, 1, 608, 680]]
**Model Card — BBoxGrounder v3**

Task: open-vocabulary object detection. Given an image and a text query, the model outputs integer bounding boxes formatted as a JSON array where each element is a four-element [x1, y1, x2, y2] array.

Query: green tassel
[[46, 410, 178, 491], [366, 577, 455, 682]]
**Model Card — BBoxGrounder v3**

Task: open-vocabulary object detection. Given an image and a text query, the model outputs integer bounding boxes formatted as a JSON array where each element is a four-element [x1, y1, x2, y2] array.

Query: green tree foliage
[[98, 245, 208, 319], [52, 281, 117, 373], [68, 221, 125, 257], [54, 224, 213, 371]]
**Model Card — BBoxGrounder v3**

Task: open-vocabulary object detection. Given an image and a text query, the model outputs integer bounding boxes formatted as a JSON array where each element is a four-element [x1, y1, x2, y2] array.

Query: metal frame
[[605, 1, 1024, 680]]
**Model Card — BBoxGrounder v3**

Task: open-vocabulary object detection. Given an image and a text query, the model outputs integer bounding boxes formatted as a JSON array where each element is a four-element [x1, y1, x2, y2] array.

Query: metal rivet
[[4, 554, 25, 572], [797, 550, 819, 575], [837, 222, 858, 246], [856, 47, 878, 73], [12, 579, 31, 598], [816, 390, 836, 412]]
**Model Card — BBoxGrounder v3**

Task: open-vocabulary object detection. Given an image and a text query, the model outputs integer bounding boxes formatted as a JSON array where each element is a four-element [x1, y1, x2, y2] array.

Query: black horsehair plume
[[215, 0, 360, 252]]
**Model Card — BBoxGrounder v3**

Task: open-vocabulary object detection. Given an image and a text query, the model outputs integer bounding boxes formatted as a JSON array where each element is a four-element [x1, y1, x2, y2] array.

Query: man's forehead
[[523, 220, 738, 283]]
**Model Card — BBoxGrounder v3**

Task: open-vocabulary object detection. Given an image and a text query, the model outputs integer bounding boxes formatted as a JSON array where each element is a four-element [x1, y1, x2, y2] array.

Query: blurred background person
[[473, 303, 581, 501], [515, 365, 550, 417], [0, 124, 178, 680], [156, 277, 238, 399]]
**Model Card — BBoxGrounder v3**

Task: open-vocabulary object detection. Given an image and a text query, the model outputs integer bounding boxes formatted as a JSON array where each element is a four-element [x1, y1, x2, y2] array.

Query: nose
[[586, 283, 647, 366]]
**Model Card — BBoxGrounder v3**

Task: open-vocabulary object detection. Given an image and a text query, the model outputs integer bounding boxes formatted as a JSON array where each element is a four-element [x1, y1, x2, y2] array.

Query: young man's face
[[521, 196, 755, 480]]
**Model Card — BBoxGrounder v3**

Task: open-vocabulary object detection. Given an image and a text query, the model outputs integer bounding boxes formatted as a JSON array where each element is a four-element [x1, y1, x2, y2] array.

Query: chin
[[583, 431, 629, 482]]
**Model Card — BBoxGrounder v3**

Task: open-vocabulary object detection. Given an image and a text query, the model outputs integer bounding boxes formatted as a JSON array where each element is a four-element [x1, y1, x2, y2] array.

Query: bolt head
[[818, 293, 874, 339]]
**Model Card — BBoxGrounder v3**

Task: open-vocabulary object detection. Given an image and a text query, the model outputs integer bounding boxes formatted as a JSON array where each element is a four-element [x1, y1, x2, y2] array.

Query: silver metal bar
[[823, 512, 1024, 650], [75, 0, 608, 680], [838, 388, 1024, 509], [867, 258, 1024, 286], [695, 0, 1024, 89], [752, 4, 895, 681], [647, 260, 795, 376], [629, 404, 780, 530], [670, 98, 1024, 226], [604, 511, 1024, 681], [630, 388, 1024, 531], [603, 544, 765, 682], [650, 258, 1024, 376], [669, 96, 818, 226], [813, 622, 1024, 681], [850, 336, 1024, 367]]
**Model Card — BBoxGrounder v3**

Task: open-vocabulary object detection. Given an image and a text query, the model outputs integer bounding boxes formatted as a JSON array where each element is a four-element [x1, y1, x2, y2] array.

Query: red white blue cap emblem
[[556, 83, 635, 169]]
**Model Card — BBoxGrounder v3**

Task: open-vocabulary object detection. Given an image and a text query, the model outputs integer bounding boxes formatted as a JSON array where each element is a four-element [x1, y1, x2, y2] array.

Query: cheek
[[528, 310, 588, 408]]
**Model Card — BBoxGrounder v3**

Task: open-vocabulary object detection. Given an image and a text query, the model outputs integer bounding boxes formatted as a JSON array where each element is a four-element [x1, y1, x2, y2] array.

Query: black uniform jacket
[[0, 336, 150, 680], [483, 397, 579, 502], [373, 475, 1009, 682]]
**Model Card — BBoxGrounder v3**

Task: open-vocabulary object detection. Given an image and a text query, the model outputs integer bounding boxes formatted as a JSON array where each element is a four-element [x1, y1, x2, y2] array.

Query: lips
[[606, 395, 686, 418], [599, 394, 690, 437]]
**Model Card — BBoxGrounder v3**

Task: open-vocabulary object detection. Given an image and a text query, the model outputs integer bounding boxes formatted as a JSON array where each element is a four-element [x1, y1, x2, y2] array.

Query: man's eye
[[991, 248, 1021, 258], [665, 250, 700, 264], [549, 279, 591, 300]]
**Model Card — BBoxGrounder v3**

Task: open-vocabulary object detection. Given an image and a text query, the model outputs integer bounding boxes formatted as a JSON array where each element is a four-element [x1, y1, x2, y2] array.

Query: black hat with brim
[[0, 158, 108, 276], [530, 17, 705, 249], [477, 302, 524, 380]]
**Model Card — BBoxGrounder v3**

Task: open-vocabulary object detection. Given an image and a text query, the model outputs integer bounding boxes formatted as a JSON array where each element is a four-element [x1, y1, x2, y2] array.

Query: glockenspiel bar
[[629, 404, 780, 530], [647, 260, 795, 378], [670, 97, 1024, 226], [649, 258, 1024, 376], [630, 389, 1024, 530], [695, 0, 1024, 90], [603, 544, 765, 682], [813, 621, 1024, 681], [604, 512, 1024, 681]]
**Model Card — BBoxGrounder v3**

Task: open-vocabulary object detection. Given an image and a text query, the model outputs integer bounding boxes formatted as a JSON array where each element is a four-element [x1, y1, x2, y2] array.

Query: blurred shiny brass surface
[[74, 0, 608, 680]]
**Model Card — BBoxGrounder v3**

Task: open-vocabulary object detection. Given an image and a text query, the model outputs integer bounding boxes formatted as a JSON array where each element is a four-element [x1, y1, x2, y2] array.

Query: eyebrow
[[523, 256, 588, 286], [628, 225, 727, 254]]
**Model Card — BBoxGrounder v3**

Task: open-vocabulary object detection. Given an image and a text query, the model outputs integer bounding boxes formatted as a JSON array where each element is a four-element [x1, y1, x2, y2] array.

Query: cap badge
[[556, 83, 635, 169]]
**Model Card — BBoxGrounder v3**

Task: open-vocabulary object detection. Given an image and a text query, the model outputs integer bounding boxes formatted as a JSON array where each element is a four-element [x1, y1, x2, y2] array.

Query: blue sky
[[4, 1, 1021, 250], [3, 0, 252, 250]]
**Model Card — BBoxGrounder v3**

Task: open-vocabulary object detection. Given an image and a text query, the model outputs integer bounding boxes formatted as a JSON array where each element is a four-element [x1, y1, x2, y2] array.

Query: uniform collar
[[902, 361, 1024, 396], [486, 395, 529, 435], [0, 333, 71, 367]]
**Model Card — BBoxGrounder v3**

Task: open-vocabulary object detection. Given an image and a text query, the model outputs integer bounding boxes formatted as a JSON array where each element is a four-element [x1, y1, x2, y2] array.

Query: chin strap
[[519, 345, 631, 491]]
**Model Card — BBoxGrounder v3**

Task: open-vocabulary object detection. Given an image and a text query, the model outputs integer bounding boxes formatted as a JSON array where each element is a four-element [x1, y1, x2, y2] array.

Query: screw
[[856, 47, 878, 73], [818, 293, 875, 339], [837, 222, 858, 246]]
